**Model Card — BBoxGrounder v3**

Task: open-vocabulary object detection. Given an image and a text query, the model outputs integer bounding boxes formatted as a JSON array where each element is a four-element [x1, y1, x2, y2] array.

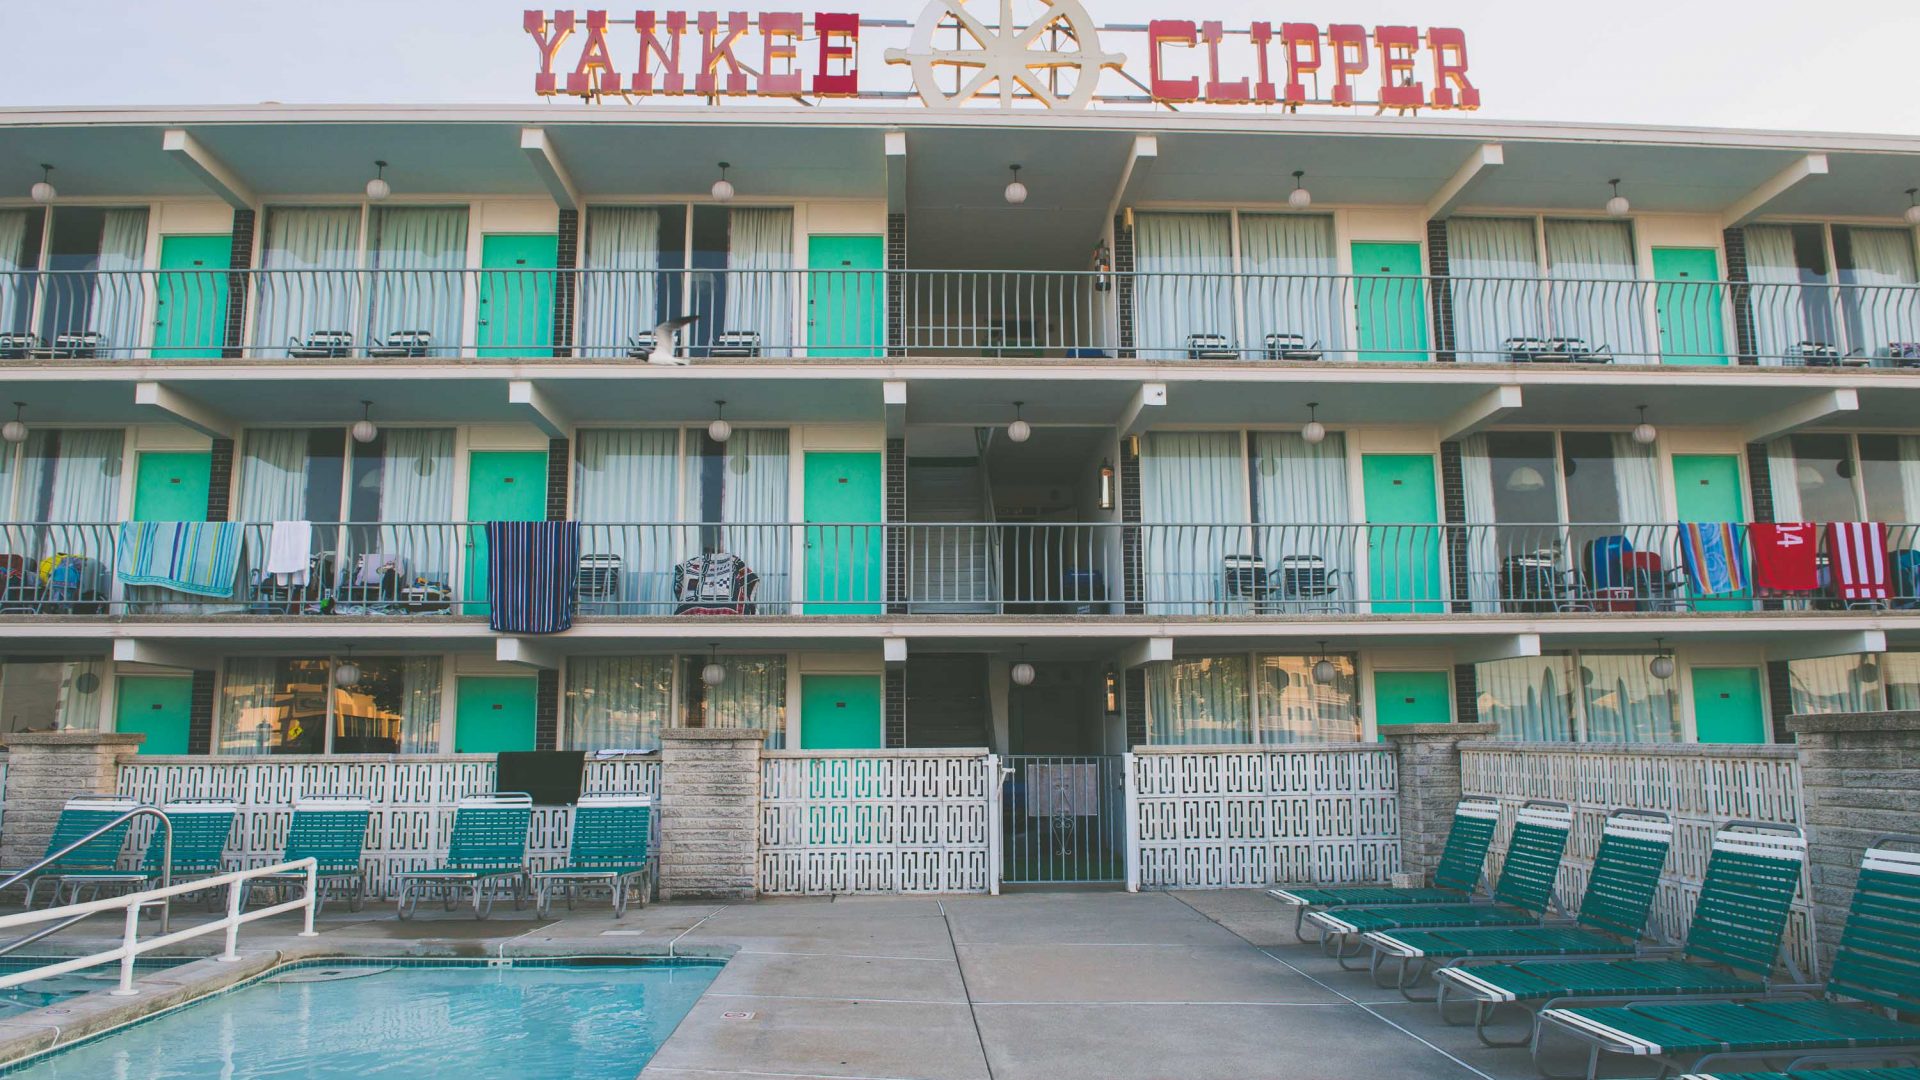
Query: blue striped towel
[[487, 521, 579, 634], [115, 521, 244, 597]]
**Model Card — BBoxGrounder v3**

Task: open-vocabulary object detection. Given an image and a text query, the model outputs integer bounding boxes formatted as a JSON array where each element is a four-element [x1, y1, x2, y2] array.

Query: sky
[[3, 0, 1918, 136]]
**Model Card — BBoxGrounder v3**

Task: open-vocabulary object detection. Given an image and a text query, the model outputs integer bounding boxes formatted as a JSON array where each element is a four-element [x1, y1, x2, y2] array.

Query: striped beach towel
[[1679, 522, 1747, 596], [115, 521, 244, 597], [1828, 521, 1890, 601], [486, 520, 580, 634]]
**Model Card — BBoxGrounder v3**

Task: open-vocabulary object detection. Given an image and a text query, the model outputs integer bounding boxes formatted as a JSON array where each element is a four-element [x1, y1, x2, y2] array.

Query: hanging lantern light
[[711, 162, 735, 203], [1301, 401, 1326, 445], [1006, 401, 1031, 443], [351, 400, 379, 444], [1011, 661, 1036, 686], [365, 160, 391, 202], [1632, 404, 1657, 446], [1859, 657, 1881, 684], [1604, 178, 1630, 217], [702, 644, 727, 687], [1905, 189, 1920, 227], [1311, 641, 1339, 686], [708, 399, 732, 444], [1648, 639, 1675, 681], [2, 402, 28, 445], [1098, 458, 1115, 511], [29, 164, 56, 205], [1003, 164, 1028, 205], [334, 648, 361, 688], [1288, 170, 1312, 209]]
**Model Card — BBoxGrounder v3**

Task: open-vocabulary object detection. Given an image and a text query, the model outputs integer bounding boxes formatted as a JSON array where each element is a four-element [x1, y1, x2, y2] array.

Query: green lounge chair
[[1269, 796, 1501, 942], [1539, 836, 1920, 1080], [396, 793, 532, 920], [1433, 820, 1807, 1052], [245, 795, 372, 914], [1309, 799, 1574, 966], [0, 795, 141, 907], [531, 792, 653, 917], [1365, 807, 1674, 999], [50, 799, 236, 904]]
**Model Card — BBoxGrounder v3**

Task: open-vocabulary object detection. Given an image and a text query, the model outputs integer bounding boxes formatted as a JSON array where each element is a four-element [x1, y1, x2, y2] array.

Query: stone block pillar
[[0, 731, 145, 870], [657, 728, 764, 901], [1786, 710, 1920, 977], [1379, 723, 1498, 885]]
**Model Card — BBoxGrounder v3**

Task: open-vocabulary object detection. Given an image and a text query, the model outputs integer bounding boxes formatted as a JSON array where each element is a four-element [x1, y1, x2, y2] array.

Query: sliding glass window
[[580, 205, 793, 358], [218, 655, 443, 755], [1477, 652, 1678, 743], [1767, 432, 1920, 523], [1749, 223, 1920, 364], [1147, 653, 1361, 745], [0, 209, 46, 336]]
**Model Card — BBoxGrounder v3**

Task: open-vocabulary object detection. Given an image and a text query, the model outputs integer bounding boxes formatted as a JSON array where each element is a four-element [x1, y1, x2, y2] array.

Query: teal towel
[[115, 521, 243, 597]]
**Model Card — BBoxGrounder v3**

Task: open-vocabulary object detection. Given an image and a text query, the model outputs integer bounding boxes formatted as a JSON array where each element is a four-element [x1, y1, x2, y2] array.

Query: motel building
[[0, 2, 1918, 893]]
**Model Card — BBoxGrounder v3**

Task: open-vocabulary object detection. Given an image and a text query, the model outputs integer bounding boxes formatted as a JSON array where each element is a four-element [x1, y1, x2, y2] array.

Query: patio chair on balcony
[[250, 549, 335, 614], [35, 332, 106, 360], [335, 552, 406, 612], [1888, 341, 1920, 367], [709, 331, 761, 358], [0, 555, 41, 613], [288, 330, 353, 358], [625, 331, 656, 359], [1186, 333, 1238, 360], [577, 553, 622, 610], [367, 329, 432, 358], [0, 333, 41, 360], [1272, 555, 1352, 613], [1500, 550, 1591, 613], [1788, 340, 1847, 366], [40, 554, 108, 614], [1263, 333, 1324, 361], [1222, 554, 1269, 610], [1894, 549, 1920, 610], [1504, 337, 1612, 364], [673, 552, 758, 615]]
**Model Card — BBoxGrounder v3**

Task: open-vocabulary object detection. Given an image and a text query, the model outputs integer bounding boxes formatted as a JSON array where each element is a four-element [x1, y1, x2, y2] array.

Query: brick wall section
[[657, 728, 764, 899], [1785, 711, 1920, 976], [1440, 441, 1471, 612], [205, 438, 234, 522], [222, 209, 256, 358], [1425, 219, 1456, 363], [535, 668, 560, 750], [885, 437, 906, 613], [1745, 442, 1774, 522], [1766, 661, 1795, 743], [0, 732, 145, 871], [545, 439, 569, 521], [886, 213, 906, 358], [1379, 723, 1498, 884], [1452, 664, 1480, 727], [1723, 227, 1758, 365], [1124, 668, 1147, 748], [1120, 436, 1143, 614], [884, 668, 905, 748], [1114, 214, 1136, 359], [187, 670, 215, 754], [552, 208, 578, 358]]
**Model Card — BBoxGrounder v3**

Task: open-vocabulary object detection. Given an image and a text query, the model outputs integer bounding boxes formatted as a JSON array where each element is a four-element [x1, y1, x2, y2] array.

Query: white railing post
[[985, 753, 1002, 896], [1122, 752, 1139, 893], [112, 903, 141, 996], [221, 875, 244, 961], [300, 860, 319, 937]]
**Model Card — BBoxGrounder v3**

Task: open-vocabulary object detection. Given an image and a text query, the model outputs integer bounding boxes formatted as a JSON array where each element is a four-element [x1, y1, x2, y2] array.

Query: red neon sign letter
[[758, 11, 803, 95], [1148, 20, 1200, 103], [1247, 22, 1276, 104], [1280, 23, 1320, 106], [1374, 25, 1423, 108], [1427, 27, 1479, 109], [813, 12, 859, 97], [1199, 21, 1248, 102], [697, 11, 750, 95], [1325, 24, 1367, 105], [634, 11, 688, 95], [568, 10, 622, 96], [525, 11, 576, 96]]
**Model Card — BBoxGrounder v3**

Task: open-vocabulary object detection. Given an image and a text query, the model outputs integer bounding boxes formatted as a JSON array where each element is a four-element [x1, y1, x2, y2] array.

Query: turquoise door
[[1351, 241, 1429, 361], [152, 234, 231, 359], [465, 450, 550, 613], [477, 234, 558, 357], [455, 675, 537, 753], [132, 452, 212, 521], [1374, 671, 1452, 736], [1653, 247, 1728, 365], [1363, 454, 1443, 613], [1672, 454, 1750, 611], [804, 451, 882, 613], [1691, 666, 1766, 743], [800, 674, 882, 749], [807, 235, 884, 358], [115, 675, 193, 755]]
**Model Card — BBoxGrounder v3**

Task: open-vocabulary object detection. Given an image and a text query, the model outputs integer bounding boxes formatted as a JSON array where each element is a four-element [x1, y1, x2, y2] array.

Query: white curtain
[[566, 655, 675, 750], [1146, 656, 1250, 745], [1545, 220, 1646, 363], [1841, 227, 1919, 361], [724, 209, 793, 356], [1459, 434, 1500, 610], [575, 429, 679, 611], [86, 209, 149, 355], [1141, 432, 1246, 613], [1607, 435, 1662, 526], [581, 208, 662, 357], [701, 654, 787, 748], [1250, 431, 1351, 607], [377, 429, 455, 584], [22, 430, 122, 571], [0, 210, 31, 335], [236, 429, 314, 589], [1788, 654, 1882, 714], [1767, 439, 1804, 522], [705, 429, 790, 610], [217, 657, 282, 755], [1745, 225, 1810, 365], [1884, 653, 1920, 711], [1477, 656, 1575, 741], [366, 207, 468, 355], [1899, 437, 1920, 523], [1254, 654, 1359, 743], [257, 208, 361, 357], [1581, 653, 1677, 743], [1240, 214, 1342, 357], [1136, 213, 1233, 359], [1450, 218, 1543, 363], [397, 656, 443, 754]]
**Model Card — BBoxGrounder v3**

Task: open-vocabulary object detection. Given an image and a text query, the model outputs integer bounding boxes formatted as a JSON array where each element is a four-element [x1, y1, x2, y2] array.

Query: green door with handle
[[465, 450, 550, 614], [152, 234, 231, 359], [132, 451, 212, 521], [1672, 454, 1751, 611], [115, 675, 193, 755], [477, 234, 558, 358], [1351, 241, 1429, 362], [807, 235, 884, 358], [804, 451, 882, 614], [1374, 670, 1452, 736], [1653, 247, 1728, 365], [800, 674, 882, 749], [455, 675, 538, 754], [1362, 454, 1443, 613], [1691, 666, 1766, 743]]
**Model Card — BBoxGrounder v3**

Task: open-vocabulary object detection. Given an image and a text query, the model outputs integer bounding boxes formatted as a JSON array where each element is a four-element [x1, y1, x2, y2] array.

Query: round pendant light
[[365, 160, 391, 202], [1859, 658, 1881, 684], [708, 399, 732, 444], [334, 649, 361, 688], [1007, 401, 1031, 443], [1003, 164, 1028, 206], [1311, 641, 1338, 686], [351, 400, 379, 444], [1301, 401, 1326, 445], [1905, 188, 1920, 227], [2, 402, 28, 445], [702, 644, 727, 687], [1288, 170, 1312, 209], [29, 164, 56, 205], [1632, 404, 1657, 446], [1011, 661, 1036, 686], [1604, 178, 1630, 217], [1505, 466, 1547, 492], [711, 162, 735, 203], [1648, 639, 1674, 681]]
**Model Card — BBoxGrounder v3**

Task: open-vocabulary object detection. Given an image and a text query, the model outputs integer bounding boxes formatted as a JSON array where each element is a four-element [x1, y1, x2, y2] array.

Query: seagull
[[647, 315, 701, 366]]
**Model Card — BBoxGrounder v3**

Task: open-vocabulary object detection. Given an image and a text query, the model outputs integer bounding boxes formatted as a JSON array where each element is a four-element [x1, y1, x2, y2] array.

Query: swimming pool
[[0, 958, 188, 1012], [3, 957, 722, 1078]]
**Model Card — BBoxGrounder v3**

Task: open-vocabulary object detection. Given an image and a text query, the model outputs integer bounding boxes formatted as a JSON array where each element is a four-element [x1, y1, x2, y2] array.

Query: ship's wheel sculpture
[[886, 0, 1126, 111]]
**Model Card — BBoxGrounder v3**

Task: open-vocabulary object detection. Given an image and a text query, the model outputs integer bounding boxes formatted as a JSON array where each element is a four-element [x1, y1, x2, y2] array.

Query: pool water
[[7, 959, 722, 1079]]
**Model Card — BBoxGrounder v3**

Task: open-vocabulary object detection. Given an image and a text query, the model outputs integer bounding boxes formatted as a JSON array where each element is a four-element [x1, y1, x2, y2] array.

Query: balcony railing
[[2, 521, 1917, 617], [4, 269, 1918, 366]]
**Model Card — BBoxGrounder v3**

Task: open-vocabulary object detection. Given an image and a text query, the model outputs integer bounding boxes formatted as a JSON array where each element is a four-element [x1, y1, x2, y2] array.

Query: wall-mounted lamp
[[1098, 458, 1114, 511]]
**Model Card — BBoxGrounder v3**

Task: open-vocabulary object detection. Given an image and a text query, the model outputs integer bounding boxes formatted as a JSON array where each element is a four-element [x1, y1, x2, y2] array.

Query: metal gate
[[1000, 755, 1127, 884]]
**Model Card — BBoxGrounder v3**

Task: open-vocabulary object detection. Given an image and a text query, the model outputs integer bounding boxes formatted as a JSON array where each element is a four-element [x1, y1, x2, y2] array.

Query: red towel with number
[[1748, 523, 1819, 593], [1828, 521, 1890, 601]]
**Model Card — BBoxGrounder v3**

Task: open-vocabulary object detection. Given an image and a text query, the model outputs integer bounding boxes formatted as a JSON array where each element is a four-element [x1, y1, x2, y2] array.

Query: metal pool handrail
[[0, 857, 319, 998], [0, 805, 173, 944]]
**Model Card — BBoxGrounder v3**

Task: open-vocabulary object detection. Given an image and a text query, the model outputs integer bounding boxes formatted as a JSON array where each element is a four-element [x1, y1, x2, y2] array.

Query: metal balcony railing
[[4, 268, 1918, 366], [2, 521, 1918, 617]]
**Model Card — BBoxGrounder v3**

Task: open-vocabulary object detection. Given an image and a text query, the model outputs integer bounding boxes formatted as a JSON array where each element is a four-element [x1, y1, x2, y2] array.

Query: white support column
[[1118, 382, 1166, 437], [1449, 634, 1542, 665], [1765, 629, 1885, 662], [1722, 154, 1829, 229], [508, 380, 570, 439], [496, 636, 565, 669], [162, 129, 255, 210], [884, 637, 909, 667], [885, 130, 908, 215], [133, 382, 235, 439], [1103, 135, 1160, 241], [1423, 144, 1503, 221], [112, 638, 206, 671], [1438, 385, 1523, 441], [1741, 388, 1858, 443], [1120, 636, 1173, 669], [520, 127, 580, 211], [883, 380, 908, 439]]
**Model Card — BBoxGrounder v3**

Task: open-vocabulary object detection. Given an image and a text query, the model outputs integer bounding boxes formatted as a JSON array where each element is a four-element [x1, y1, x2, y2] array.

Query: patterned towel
[[1679, 522, 1746, 596], [486, 521, 579, 634], [1828, 521, 1890, 601], [115, 521, 243, 597]]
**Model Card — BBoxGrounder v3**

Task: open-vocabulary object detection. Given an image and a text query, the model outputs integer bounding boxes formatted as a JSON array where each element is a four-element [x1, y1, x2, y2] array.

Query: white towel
[[266, 521, 312, 587]]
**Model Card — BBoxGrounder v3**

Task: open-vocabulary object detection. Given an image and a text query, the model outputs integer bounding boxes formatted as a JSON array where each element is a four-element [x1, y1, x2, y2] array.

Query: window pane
[[1883, 652, 1920, 711], [333, 656, 442, 754], [1146, 655, 1250, 745], [1788, 654, 1884, 714], [684, 654, 786, 748], [1835, 226, 1918, 360], [218, 655, 439, 755], [1857, 434, 1907, 522], [1787, 433, 1859, 521], [1254, 654, 1358, 743], [1580, 654, 1678, 743], [0, 658, 106, 733], [1475, 656, 1575, 741], [1480, 432, 1560, 568], [567, 655, 675, 751]]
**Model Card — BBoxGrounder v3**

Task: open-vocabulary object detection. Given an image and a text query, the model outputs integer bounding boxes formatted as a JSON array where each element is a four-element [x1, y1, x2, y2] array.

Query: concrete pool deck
[[0, 889, 1630, 1079]]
